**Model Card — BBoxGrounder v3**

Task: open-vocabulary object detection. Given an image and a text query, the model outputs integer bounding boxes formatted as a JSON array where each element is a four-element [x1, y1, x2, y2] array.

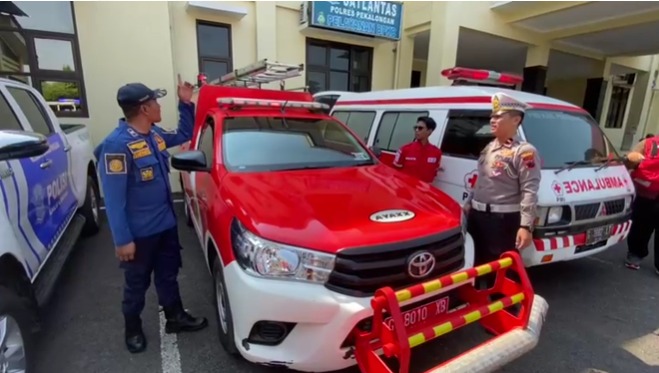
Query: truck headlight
[[546, 206, 563, 224], [231, 219, 335, 283]]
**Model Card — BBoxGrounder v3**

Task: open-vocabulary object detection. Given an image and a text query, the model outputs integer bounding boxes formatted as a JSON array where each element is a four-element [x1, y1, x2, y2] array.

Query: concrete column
[[255, 1, 278, 89], [598, 60, 614, 128], [522, 45, 550, 94], [424, 3, 459, 87], [395, 34, 415, 89]]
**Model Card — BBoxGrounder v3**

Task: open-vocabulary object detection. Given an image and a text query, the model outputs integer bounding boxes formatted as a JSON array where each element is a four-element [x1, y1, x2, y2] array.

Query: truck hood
[[538, 165, 635, 205], [220, 165, 462, 254]]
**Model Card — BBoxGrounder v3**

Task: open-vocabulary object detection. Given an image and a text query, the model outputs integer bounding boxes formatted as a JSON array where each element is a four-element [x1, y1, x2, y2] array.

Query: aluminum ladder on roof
[[205, 59, 305, 90]]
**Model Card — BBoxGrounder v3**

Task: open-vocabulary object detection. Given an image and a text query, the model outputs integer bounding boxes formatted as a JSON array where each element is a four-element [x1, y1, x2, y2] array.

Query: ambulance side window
[[374, 111, 428, 152], [441, 110, 493, 159], [331, 110, 376, 142]]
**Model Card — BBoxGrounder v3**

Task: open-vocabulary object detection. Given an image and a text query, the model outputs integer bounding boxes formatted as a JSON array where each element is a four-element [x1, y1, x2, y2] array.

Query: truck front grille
[[574, 198, 625, 221], [325, 228, 465, 297]]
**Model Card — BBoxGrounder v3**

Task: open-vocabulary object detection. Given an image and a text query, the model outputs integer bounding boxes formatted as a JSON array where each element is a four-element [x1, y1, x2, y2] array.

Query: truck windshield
[[522, 110, 619, 169], [222, 116, 374, 172]]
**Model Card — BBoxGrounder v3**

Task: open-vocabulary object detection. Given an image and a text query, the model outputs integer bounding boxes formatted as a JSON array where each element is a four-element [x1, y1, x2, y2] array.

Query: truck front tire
[[0, 286, 35, 373], [212, 256, 239, 356]]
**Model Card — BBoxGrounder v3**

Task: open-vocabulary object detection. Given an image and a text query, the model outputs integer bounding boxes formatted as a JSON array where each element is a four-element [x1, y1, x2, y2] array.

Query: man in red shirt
[[392, 116, 442, 183]]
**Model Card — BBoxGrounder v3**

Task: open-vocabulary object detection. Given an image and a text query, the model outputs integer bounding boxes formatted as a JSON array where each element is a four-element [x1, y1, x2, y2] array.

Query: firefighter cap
[[491, 92, 530, 115]]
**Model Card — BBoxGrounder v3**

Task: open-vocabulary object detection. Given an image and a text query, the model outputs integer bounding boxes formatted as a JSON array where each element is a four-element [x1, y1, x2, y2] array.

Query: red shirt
[[393, 141, 442, 183]]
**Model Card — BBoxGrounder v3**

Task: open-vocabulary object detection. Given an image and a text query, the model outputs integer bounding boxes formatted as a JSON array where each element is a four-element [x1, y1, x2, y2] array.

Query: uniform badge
[[154, 134, 166, 151], [500, 149, 514, 157], [427, 157, 437, 163], [127, 140, 152, 159], [105, 153, 127, 175], [140, 167, 154, 181], [492, 95, 501, 112]]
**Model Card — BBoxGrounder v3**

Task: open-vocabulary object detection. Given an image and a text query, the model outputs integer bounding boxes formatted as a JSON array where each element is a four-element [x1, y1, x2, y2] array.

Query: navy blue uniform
[[95, 101, 194, 318]]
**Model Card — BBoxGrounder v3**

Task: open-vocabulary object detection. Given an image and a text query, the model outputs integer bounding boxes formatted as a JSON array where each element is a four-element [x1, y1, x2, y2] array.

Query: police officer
[[95, 76, 208, 354], [393, 116, 443, 183], [464, 92, 542, 269]]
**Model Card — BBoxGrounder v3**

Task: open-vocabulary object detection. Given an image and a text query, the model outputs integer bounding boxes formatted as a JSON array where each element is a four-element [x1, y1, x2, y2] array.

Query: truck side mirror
[[0, 130, 50, 161], [171, 150, 210, 172], [370, 146, 383, 158]]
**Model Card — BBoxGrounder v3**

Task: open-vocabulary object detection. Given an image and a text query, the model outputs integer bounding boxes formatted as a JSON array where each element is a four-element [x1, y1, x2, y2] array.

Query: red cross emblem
[[464, 170, 478, 190], [551, 181, 563, 196]]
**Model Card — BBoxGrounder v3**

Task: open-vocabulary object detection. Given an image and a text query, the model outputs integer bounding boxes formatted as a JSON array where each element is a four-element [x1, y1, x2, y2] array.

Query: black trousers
[[627, 196, 659, 268], [120, 227, 183, 320], [467, 209, 521, 266]]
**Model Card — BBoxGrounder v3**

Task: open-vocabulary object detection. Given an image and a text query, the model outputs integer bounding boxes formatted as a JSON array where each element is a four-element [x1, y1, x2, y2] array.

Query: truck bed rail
[[354, 251, 548, 373]]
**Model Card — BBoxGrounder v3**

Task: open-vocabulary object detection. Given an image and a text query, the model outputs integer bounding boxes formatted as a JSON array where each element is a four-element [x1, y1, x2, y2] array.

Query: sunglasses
[[414, 126, 427, 131]]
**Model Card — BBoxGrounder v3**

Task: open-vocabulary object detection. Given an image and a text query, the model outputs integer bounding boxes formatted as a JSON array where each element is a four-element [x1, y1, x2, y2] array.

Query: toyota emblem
[[407, 251, 436, 279]]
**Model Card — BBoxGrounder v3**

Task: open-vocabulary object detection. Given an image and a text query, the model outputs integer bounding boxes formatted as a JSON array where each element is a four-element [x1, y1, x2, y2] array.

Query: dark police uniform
[[465, 93, 542, 267], [94, 83, 207, 353]]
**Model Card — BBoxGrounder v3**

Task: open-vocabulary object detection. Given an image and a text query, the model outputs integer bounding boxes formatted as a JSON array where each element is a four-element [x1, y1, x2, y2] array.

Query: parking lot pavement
[[34, 204, 659, 373]]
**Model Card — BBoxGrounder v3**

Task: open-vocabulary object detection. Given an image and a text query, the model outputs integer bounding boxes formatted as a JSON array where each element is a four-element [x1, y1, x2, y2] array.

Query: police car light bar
[[441, 67, 524, 85], [217, 97, 329, 111]]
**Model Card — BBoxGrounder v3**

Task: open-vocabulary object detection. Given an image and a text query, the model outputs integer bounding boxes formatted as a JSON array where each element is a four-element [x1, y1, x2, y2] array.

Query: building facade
[[3, 1, 659, 192]]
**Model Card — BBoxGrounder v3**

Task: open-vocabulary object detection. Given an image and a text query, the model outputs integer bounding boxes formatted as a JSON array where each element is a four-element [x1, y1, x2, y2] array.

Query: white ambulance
[[318, 67, 635, 267]]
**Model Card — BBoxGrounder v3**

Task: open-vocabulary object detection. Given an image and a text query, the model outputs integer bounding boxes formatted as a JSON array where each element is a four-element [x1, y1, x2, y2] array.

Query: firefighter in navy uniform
[[95, 76, 208, 354], [464, 92, 542, 273]]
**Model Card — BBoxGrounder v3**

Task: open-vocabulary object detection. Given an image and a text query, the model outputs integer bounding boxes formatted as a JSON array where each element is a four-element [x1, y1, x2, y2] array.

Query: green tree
[[41, 64, 79, 102]]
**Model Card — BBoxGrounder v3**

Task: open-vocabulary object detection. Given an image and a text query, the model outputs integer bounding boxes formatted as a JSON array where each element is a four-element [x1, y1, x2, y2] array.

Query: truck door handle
[[40, 159, 53, 169]]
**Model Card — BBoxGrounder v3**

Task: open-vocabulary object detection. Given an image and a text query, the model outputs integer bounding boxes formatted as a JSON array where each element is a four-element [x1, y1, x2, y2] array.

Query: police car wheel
[[81, 176, 101, 236], [212, 256, 238, 356], [0, 286, 35, 373]]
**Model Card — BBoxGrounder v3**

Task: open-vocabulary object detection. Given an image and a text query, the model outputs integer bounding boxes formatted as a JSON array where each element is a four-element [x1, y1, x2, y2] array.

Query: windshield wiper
[[595, 156, 625, 172], [277, 165, 334, 171], [554, 160, 593, 175]]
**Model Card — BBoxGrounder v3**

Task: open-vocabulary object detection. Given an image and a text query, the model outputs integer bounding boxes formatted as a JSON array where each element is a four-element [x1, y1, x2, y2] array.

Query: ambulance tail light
[[442, 67, 524, 86], [217, 97, 329, 111]]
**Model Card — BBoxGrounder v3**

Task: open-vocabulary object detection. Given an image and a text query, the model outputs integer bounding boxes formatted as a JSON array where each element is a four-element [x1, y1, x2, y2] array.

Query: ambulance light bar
[[441, 67, 523, 85], [217, 98, 329, 111]]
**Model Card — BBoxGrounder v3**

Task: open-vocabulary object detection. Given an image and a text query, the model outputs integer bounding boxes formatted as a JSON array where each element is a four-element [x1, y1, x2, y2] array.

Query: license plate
[[586, 224, 612, 245], [384, 296, 450, 331]]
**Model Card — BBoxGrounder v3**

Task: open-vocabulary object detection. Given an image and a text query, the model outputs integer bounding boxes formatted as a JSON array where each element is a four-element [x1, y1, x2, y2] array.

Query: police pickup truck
[[0, 78, 101, 371]]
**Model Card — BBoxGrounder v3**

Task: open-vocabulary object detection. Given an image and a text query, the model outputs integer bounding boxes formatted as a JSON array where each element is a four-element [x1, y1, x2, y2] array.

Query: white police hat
[[492, 92, 530, 114]]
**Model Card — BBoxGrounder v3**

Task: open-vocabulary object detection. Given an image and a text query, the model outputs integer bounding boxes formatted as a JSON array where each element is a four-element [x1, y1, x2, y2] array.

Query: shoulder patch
[[153, 133, 166, 151], [520, 150, 536, 169], [162, 128, 177, 135], [105, 153, 127, 174]]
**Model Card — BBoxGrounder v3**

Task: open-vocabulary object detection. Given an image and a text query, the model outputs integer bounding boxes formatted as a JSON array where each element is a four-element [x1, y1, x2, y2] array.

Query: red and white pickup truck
[[174, 60, 548, 373]]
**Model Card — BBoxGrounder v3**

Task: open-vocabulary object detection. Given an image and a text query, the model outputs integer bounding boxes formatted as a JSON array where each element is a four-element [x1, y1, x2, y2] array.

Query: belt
[[471, 200, 521, 213]]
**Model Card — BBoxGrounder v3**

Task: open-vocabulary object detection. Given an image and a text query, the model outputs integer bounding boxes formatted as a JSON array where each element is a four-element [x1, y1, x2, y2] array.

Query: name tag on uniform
[[405, 157, 417, 161], [127, 140, 152, 159], [154, 134, 166, 152], [427, 157, 437, 163], [140, 167, 155, 181]]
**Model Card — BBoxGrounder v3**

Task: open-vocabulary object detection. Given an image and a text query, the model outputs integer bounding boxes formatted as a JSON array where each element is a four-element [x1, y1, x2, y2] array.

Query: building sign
[[309, 1, 402, 41]]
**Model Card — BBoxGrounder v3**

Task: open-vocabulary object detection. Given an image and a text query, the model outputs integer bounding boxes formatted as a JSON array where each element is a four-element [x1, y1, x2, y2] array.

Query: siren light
[[441, 67, 524, 86]]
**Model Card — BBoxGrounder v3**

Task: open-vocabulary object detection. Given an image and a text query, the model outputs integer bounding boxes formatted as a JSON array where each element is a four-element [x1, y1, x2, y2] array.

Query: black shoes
[[163, 301, 209, 334], [124, 303, 207, 353], [125, 317, 147, 354]]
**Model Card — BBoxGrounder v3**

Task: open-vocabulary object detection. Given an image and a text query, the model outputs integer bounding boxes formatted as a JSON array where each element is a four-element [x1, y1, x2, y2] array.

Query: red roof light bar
[[441, 67, 524, 85]]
